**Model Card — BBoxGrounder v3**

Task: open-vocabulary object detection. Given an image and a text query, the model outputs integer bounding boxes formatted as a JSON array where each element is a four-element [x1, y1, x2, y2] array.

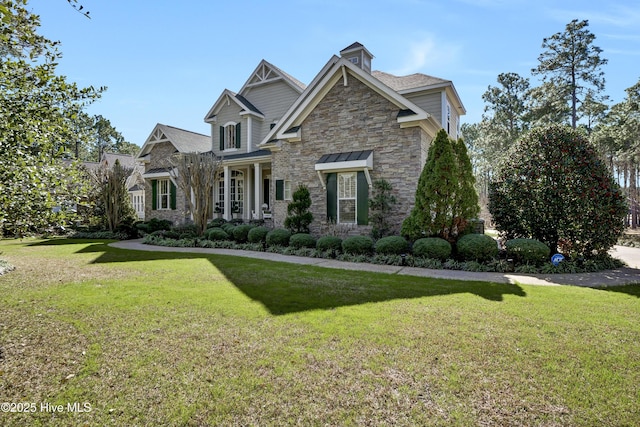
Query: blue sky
[[31, 0, 640, 147]]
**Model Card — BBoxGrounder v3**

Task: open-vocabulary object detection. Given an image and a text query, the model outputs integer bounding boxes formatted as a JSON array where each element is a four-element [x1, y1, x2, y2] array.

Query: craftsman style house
[[137, 42, 465, 234]]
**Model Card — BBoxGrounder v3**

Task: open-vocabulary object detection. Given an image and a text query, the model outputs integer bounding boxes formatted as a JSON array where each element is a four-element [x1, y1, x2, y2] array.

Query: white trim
[[314, 151, 373, 173]]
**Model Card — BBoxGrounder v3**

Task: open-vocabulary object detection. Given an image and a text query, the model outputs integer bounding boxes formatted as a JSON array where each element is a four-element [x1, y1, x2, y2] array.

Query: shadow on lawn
[[30, 239, 528, 314]]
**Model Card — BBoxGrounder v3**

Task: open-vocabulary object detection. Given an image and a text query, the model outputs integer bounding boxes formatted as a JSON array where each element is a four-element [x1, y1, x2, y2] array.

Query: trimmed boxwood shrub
[[342, 235, 374, 255], [375, 236, 409, 255], [206, 227, 229, 241], [221, 223, 236, 235], [506, 238, 550, 265], [207, 218, 227, 229], [232, 224, 255, 243], [316, 236, 342, 252], [247, 226, 270, 243], [456, 234, 499, 262], [290, 233, 317, 249], [412, 237, 452, 261], [266, 228, 291, 247]]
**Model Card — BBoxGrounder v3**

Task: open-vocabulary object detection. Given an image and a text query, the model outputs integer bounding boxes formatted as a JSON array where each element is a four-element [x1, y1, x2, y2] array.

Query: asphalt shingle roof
[[372, 70, 449, 92]]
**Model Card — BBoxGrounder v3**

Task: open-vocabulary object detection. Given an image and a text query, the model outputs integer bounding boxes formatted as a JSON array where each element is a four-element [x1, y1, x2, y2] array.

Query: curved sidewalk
[[110, 240, 640, 288]]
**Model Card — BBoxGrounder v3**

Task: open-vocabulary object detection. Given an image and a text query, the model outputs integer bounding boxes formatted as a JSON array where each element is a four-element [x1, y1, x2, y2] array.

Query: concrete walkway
[[110, 240, 640, 288]]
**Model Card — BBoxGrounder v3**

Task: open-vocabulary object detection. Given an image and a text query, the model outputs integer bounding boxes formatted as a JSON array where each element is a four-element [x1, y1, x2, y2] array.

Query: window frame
[[337, 172, 357, 224], [158, 178, 170, 210]]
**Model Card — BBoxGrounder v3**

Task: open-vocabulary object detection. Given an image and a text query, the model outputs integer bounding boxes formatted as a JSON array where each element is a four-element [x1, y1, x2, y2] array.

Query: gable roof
[[239, 59, 306, 95], [204, 89, 266, 123], [260, 55, 441, 146], [138, 123, 210, 158]]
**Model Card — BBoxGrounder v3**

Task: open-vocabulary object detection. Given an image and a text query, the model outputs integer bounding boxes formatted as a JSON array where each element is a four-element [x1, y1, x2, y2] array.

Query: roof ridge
[[161, 124, 210, 138]]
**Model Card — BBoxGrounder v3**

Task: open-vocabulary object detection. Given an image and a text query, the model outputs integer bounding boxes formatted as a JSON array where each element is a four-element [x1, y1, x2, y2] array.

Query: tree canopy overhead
[[0, 0, 102, 236]]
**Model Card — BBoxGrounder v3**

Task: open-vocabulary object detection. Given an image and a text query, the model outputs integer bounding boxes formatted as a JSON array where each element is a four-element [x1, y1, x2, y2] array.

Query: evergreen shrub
[[342, 235, 374, 255], [375, 236, 409, 255], [290, 233, 317, 249], [266, 228, 291, 247], [316, 236, 342, 252], [505, 238, 550, 265], [456, 234, 499, 262], [206, 227, 229, 241], [412, 237, 452, 261], [232, 224, 255, 243], [247, 226, 270, 243]]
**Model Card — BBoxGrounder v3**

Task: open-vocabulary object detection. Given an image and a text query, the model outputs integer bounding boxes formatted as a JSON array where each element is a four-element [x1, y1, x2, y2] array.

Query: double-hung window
[[158, 179, 170, 210], [337, 172, 357, 224]]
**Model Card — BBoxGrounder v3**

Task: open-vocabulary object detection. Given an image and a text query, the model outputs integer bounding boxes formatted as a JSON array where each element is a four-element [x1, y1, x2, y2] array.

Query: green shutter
[[275, 179, 284, 200], [235, 122, 241, 149], [170, 181, 177, 210], [357, 171, 369, 225], [326, 173, 337, 223], [151, 180, 157, 210], [219, 126, 224, 151]]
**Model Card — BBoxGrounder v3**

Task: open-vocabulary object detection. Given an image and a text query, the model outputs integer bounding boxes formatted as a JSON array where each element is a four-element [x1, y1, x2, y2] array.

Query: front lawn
[[0, 239, 638, 426]]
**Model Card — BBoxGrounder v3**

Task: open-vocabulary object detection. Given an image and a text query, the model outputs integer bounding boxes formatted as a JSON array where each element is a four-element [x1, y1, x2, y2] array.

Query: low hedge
[[412, 237, 452, 261], [290, 233, 317, 249], [247, 226, 270, 243], [206, 227, 229, 241], [221, 223, 236, 235], [342, 235, 374, 255], [232, 224, 255, 243], [456, 234, 499, 262], [316, 236, 342, 252], [505, 238, 550, 265], [266, 228, 291, 247], [375, 236, 409, 255]]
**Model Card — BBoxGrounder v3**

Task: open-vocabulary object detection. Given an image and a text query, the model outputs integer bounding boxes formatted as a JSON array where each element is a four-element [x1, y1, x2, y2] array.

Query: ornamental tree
[[284, 184, 313, 234], [488, 125, 627, 257]]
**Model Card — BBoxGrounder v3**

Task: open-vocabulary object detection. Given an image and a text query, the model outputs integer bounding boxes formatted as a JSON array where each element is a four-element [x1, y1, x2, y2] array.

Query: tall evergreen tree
[[401, 129, 459, 241], [284, 184, 313, 234], [452, 138, 480, 225], [532, 19, 607, 128]]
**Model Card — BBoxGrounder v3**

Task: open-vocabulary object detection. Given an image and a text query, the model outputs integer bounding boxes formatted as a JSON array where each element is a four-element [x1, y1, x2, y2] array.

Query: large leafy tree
[[532, 19, 607, 128], [0, 0, 103, 236], [489, 125, 627, 257], [74, 113, 139, 161]]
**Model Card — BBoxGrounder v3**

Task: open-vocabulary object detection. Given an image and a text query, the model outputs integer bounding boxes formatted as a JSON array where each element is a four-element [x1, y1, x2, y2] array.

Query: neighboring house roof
[[138, 123, 210, 158], [261, 55, 441, 147], [101, 152, 136, 169]]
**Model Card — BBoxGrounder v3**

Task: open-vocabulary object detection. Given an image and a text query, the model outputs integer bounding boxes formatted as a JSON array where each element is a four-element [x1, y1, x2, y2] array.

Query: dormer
[[340, 42, 374, 74]]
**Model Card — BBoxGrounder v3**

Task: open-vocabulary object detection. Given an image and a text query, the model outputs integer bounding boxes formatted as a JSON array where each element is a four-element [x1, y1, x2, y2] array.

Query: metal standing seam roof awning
[[314, 150, 373, 189]]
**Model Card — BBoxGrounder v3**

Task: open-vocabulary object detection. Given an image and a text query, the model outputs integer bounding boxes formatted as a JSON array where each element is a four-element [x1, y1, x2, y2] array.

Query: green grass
[[0, 238, 639, 426]]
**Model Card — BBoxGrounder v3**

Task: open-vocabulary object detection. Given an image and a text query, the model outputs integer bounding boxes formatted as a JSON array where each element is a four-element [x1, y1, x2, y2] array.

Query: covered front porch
[[215, 150, 272, 221]]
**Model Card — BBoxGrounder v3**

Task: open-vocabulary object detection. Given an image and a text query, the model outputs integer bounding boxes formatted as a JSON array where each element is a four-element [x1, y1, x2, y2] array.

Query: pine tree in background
[[401, 129, 459, 241]]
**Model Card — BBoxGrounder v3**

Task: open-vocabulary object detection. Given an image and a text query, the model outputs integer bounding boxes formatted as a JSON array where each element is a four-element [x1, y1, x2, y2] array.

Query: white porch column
[[254, 162, 261, 219], [246, 116, 252, 153], [223, 165, 230, 220]]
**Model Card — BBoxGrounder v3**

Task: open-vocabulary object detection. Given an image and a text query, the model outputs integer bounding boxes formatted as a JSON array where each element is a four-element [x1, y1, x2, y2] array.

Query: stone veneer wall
[[271, 76, 431, 236], [143, 141, 189, 225]]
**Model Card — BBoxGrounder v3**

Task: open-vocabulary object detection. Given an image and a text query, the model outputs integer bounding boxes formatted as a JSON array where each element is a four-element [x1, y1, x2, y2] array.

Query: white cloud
[[390, 35, 461, 75]]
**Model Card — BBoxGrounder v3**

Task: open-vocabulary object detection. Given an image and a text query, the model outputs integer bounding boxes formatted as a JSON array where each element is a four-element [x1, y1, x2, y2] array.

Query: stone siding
[[271, 76, 430, 236], [143, 141, 190, 225]]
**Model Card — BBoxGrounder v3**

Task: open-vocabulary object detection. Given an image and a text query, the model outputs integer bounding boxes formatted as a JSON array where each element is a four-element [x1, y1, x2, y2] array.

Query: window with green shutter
[[275, 179, 284, 200], [325, 172, 368, 225], [170, 181, 177, 210], [220, 122, 240, 150], [235, 122, 241, 149], [151, 179, 158, 210]]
